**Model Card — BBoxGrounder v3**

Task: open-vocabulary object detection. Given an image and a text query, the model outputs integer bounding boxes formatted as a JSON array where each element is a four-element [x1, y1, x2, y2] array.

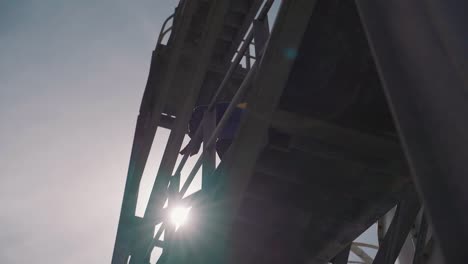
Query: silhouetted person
[[180, 102, 246, 159]]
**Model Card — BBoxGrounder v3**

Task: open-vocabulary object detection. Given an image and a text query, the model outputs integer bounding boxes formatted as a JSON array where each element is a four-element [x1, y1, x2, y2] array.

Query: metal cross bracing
[[112, 0, 468, 263], [112, 0, 272, 263]]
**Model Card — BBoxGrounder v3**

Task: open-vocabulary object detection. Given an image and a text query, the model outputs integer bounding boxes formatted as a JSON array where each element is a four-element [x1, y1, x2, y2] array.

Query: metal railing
[[173, 0, 273, 200], [157, 13, 175, 46]]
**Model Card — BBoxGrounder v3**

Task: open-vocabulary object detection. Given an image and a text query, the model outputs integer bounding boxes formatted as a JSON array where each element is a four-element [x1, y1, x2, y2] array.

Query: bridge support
[[356, 0, 468, 262], [331, 245, 351, 264], [373, 188, 420, 264]]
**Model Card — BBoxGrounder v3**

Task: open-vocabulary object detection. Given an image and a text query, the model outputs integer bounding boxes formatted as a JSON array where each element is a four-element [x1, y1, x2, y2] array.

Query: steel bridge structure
[[112, 0, 468, 263]]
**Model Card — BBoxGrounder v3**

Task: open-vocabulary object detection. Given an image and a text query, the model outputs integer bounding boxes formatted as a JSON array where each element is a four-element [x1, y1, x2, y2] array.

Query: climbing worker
[[179, 102, 247, 159]]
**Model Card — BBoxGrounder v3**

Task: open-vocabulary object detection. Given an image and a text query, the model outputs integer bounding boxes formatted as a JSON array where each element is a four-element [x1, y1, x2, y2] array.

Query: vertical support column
[[113, 49, 167, 264], [245, 46, 251, 70], [413, 213, 428, 264], [244, 16, 270, 103], [355, 1, 468, 262], [129, 218, 155, 264], [373, 188, 420, 264], [162, 176, 179, 264], [202, 107, 216, 191], [253, 17, 269, 57], [332, 245, 351, 264]]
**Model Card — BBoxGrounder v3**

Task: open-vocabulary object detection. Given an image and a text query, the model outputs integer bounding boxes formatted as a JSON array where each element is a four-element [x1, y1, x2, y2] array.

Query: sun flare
[[170, 206, 191, 229]]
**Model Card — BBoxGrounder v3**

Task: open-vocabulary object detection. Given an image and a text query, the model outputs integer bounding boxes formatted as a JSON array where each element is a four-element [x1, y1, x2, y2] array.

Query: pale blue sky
[[0, 1, 377, 263], [0, 1, 177, 263]]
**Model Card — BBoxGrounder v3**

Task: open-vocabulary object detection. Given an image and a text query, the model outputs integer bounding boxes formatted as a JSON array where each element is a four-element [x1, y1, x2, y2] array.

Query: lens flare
[[170, 206, 191, 229]]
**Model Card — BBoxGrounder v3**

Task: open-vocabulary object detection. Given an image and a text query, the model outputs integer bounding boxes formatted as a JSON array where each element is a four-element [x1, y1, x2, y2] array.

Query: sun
[[170, 206, 191, 229]]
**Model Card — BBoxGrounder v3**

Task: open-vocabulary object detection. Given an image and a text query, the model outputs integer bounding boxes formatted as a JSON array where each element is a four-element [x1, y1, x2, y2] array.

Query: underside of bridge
[[112, 0, 468, 263]]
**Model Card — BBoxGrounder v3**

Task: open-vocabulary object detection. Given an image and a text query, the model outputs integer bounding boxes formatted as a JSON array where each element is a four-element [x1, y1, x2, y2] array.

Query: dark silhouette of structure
[[112, 0, 468, 263]]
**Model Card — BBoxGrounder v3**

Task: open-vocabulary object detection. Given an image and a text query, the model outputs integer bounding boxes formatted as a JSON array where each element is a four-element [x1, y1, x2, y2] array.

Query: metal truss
[[112, 0, 468, 263]]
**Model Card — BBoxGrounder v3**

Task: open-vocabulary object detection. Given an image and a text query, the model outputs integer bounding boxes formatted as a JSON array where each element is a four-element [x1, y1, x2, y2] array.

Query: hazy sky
[[0, 1, 377, 263], [0, 1, 177, 263]]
